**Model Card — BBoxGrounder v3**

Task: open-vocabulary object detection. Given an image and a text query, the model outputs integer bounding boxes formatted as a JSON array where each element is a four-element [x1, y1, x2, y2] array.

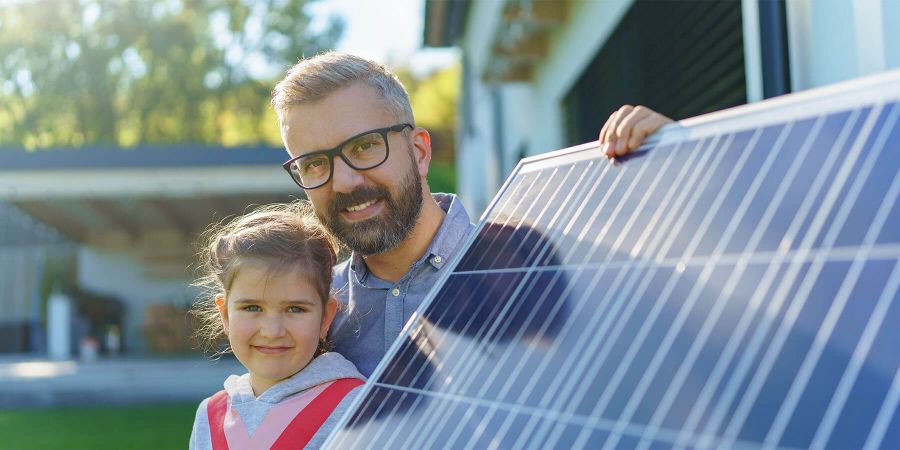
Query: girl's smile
[[253, 345, 293, 354]]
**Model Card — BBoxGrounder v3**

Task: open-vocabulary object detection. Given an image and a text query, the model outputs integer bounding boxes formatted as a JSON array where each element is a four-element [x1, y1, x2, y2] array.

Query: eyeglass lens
[[289, 131, 389, 188]]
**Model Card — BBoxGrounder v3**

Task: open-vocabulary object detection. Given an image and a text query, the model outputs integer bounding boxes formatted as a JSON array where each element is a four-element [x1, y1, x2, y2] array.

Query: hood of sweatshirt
[[224, 352, 364, 405]]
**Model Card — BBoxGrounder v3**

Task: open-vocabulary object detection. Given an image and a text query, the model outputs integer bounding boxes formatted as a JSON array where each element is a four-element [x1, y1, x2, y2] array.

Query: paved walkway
[[0, 354, 244, 409]]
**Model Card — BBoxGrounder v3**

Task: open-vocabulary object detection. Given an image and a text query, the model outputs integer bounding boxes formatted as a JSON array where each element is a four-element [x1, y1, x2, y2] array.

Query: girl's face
[[216, 263, 337, 396]]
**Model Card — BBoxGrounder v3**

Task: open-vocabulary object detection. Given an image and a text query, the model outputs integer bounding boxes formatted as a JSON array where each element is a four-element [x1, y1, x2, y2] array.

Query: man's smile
[[346, 199, 377, 212], [341, 198, 383, 221]]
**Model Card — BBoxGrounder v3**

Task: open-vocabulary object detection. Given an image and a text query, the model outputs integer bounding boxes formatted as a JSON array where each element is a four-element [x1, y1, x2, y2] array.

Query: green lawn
[[0, 402, 198, 450]]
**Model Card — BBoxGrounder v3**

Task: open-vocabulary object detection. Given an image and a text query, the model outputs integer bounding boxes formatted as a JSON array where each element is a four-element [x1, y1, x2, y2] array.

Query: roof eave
[[423, 0, 471, 47]]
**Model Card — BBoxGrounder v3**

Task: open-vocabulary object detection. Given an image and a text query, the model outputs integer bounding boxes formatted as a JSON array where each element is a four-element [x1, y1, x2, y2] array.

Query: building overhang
[[486, 0, 568, 82], [423, 0, 471, 47], [424, 0, 569, 82], [0, 145, 304, 278]]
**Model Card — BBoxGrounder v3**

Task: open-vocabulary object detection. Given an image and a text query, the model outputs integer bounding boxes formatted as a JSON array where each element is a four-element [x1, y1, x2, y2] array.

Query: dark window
[[565, 0, 747, 145]]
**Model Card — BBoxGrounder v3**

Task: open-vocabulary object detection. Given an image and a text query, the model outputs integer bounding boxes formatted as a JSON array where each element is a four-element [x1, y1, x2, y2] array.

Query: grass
[[0, 402, 198, 450]]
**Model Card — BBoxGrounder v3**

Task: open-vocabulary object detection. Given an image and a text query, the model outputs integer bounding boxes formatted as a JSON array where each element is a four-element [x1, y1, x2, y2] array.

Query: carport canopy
[[0, 145, 306, 278]]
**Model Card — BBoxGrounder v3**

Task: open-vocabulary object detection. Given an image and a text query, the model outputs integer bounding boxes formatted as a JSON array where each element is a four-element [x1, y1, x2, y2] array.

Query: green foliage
[[396, 62, 460, 184], [0, 0, 342, 149], [0, 402, 198, 449], [427, 160, 456, 194], [409, 63, 460, 132]]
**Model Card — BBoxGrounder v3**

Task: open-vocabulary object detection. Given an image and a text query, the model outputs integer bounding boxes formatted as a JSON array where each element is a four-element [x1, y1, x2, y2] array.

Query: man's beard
[[319, 151, 424, 255]]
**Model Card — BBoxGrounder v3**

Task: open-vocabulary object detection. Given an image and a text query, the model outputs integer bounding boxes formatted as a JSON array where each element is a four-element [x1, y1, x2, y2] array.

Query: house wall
[[455, 0, 900, 218], [77, 247, 197, 353], [787, 0, 900, 91], [456, 0, 635, 217], [455, 0, 505, 216]]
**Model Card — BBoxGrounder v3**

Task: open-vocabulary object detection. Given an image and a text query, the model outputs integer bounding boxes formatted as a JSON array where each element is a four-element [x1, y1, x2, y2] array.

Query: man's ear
[[410, 127, 432, 178], [215, 294, 229, 334], [320, 297, 339, 340]]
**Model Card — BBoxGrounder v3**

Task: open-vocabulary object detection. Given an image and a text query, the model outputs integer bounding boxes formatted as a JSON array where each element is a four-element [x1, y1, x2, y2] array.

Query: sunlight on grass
[[0, 361, 77, 378]]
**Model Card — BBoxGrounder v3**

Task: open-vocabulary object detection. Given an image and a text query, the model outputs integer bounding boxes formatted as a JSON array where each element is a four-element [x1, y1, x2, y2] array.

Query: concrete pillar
[[47, 291, 72, 360]]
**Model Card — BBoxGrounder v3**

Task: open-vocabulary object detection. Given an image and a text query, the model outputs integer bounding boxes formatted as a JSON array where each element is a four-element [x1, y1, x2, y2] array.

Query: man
[[271, 52, 671, 376]]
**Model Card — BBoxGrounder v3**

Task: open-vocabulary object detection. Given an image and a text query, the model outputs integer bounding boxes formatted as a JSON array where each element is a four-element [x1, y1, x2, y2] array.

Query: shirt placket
[[384, 276, 410, 348]]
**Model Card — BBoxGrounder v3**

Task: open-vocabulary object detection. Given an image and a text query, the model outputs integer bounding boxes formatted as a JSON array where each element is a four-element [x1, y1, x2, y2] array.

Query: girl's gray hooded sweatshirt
[[189, 352, 365, 450]]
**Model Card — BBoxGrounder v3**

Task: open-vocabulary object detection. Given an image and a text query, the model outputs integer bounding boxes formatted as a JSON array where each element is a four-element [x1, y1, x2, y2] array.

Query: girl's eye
[[287, 306, 307, 313], [242, 305, 262, 312]]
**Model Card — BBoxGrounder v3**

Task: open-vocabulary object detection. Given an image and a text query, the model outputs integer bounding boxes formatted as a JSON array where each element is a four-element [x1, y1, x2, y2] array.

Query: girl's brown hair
[[191, 200, 340, 355]]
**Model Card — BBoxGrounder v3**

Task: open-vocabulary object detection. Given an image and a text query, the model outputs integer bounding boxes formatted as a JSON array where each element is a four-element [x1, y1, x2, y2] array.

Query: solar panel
[[324, 70, 900, 449]]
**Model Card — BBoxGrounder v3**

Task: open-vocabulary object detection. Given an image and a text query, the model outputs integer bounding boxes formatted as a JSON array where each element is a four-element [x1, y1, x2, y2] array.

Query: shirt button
[[391, 288, 401, 297], [433, 256, 443, 264]]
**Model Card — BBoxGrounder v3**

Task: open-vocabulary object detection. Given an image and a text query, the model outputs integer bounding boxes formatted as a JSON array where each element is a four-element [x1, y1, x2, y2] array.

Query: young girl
[[189, 201, 364, 450]]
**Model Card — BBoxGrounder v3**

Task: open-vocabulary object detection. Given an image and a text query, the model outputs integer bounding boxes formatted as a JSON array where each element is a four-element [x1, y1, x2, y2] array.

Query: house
[[424, 0, 900, 216]]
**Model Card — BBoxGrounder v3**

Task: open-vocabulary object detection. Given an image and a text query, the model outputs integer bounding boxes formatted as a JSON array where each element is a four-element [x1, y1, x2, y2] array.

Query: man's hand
[[599, 105, 674, 158]]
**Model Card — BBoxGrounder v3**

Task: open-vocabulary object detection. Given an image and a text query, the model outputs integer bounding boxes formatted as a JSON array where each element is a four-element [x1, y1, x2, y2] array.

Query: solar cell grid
[[324, 71, 900, 449]]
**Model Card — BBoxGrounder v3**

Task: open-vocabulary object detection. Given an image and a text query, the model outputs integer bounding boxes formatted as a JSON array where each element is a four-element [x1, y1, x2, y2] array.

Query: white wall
[[499, 83, 535, 174], [787, 0, 900, 91], [455, 0, 505, 217], [886, 0, 900, 69], [455, 66, 501, 218], [455, 117, 494, 218], [77, 247, 196, 353]]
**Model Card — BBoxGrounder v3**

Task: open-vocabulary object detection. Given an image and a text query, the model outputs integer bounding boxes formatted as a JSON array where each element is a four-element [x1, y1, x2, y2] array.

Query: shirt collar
[[349, 193, 472, 281], [424, 193, 472, 269]]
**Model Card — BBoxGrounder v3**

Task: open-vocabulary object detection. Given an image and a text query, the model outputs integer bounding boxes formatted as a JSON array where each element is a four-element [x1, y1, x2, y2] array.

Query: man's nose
[[330, 156, 364, 193]]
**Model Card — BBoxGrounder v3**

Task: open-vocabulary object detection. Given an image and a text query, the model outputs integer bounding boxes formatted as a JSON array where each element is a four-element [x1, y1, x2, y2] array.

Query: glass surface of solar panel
[[324, 72, 900, 449]]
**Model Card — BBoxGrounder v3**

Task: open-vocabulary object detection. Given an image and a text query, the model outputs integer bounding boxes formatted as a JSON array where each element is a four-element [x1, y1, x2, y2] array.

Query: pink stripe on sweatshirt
[[224, 382, 332, 450]]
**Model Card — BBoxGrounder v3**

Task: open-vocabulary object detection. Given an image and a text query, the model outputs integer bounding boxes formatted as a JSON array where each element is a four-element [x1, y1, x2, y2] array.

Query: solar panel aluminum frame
[[323, 67, 900, 449]]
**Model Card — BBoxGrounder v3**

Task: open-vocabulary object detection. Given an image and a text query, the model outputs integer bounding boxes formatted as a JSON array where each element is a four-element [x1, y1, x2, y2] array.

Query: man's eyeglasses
[[282, 123, 413, 190]]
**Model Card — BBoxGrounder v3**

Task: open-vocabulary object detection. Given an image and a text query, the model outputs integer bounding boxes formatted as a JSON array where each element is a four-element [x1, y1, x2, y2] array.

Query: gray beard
[[321, 153, 424, 256]]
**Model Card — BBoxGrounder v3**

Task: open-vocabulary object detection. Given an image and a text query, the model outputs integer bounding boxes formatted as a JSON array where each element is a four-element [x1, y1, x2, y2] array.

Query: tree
[[0, 0, 343, 149], [395, 62, 461, 192]]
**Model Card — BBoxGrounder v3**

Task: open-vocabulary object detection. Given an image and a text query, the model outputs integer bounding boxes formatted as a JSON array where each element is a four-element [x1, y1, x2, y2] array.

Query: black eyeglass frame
[[282, 123, 413, 190]]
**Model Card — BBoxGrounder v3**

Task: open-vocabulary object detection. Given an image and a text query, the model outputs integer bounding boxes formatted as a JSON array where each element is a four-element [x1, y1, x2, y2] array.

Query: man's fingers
[[599, 116, 612, 146], [627, 115, 660, 150], [600, 104, 673, 158], [614, 105, 649, 156], [628, 112, 674, 150], [599, 122, 611, 155], [613, 107, 674, 156], [602, 104, 634, 157]]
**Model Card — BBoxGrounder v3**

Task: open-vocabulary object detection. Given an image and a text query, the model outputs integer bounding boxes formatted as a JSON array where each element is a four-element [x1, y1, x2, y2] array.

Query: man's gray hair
[[271, 51, 414, 125]]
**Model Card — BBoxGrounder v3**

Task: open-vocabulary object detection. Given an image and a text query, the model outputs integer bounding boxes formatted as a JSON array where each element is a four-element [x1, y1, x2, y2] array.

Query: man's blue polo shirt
[[329, 193, 475, 377]]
